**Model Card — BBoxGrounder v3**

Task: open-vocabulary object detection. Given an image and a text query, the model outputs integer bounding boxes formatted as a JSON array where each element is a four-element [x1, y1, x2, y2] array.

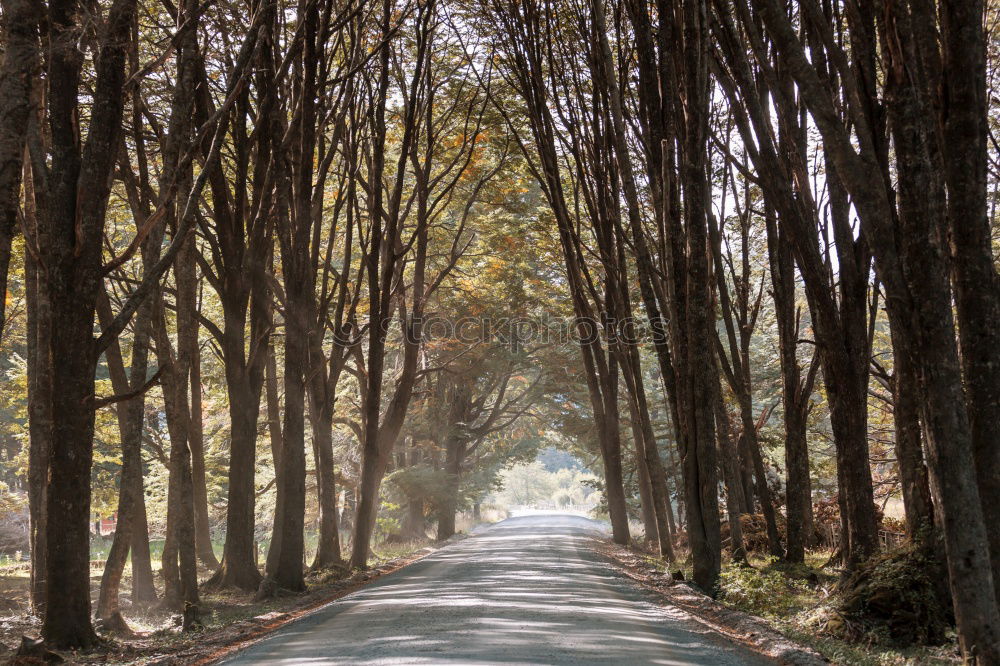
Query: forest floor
[[602, 540, 964, 666], [0, 538, 435, 664]]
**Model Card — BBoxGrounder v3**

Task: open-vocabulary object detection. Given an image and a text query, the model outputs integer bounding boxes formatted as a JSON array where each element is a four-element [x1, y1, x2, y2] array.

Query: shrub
[[719, 556, 810, 617]]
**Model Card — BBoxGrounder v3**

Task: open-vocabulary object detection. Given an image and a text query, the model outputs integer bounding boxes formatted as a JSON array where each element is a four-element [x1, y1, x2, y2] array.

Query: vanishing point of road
[[220, 514, 775, 665]]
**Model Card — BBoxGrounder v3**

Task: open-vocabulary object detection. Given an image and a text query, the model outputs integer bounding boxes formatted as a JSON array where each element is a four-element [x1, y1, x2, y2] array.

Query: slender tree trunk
[[677, 0, 722, 594], [714, 391, 746, 563], [738, 399, 783, 559], [0, 0, 38, 341], [189, 327, 218, 568], [437, 438, 464, 542], [307, 338, 342, 567], [130, 491, 157, 603], [309, 400, 342, 568], [25, 231, 49, 614], [95, 292, 154, 622], [173, 227, 202, 629], [401, 441, 426, 540], [765, 209, 814, 563], [630, 417, 659, 544], [153, 257, 201, 627], [599, 357, 631, 545], [621, 351, 674, 560], [888, 317, 933, 538], [263, 340, 284, 577]]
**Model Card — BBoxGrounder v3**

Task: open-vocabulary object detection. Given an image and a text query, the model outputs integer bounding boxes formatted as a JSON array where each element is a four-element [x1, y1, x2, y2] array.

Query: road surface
[[221, 514, 774, 665]]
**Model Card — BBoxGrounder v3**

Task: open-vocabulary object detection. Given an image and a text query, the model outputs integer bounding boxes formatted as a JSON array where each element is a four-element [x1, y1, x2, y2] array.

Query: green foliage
[[719, 557, 810, 617], [376, 500, 402, 538]]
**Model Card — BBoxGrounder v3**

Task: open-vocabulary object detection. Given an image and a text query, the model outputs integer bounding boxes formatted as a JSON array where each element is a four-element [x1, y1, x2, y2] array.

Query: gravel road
[[220, 513, 775, 665]]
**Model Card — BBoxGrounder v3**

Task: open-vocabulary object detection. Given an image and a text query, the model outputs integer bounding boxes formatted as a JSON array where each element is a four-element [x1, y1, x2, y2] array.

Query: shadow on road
[[221, 514, 772, 665]]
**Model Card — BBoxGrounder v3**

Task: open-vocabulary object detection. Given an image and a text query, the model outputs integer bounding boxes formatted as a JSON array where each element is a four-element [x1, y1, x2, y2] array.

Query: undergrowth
[[712, 551, 961, 665]]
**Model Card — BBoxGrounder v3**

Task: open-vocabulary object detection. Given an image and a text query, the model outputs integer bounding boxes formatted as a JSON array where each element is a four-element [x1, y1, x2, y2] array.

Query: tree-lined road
[[221, 515, 773, 665]]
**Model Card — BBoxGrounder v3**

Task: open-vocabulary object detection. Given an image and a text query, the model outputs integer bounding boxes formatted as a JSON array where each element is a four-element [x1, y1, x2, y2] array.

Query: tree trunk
[[765, 209, 814, 563], [130, 491, 157, 603], [0, 0, 38, 342], [940, 0, 1000, 608], [622, 353, 675, 561], [400, 442, 426, 540], [207, 316, 265, 591], [307, 335, 342, 568], [265, 287, 307, 592], [677, 0, 722, 594], [714, 392, 746, 563], [95, 291, 155, 621], [154, 293, 200, 627], [309, 403, 342, 568], [350, 451, 389, 568], [739, 399, 783, 559], [43, 297, 101, 648], [173, 230, 202, 629], [888, 316, 933, 538], [437, 438, 464, 542], [879, 0, 1000, 651], [632, 423, 659, 544], [25, 229, 50, 615], [598, 356, 631, 545], [39, 0, 137, 644], [189, 335, 218, 568]]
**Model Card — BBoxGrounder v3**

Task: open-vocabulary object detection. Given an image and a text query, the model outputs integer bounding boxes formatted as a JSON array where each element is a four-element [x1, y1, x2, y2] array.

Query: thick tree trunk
[[43, 299, 101, 648], [350, 451, 389, 568], [782, 404, 812, 562], [39, 0, 136, 645], [940, 0, 1000, 608], [207, 311, 265, 590], [879, 0, 1000, 652], [265, 292, 307, 592]]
